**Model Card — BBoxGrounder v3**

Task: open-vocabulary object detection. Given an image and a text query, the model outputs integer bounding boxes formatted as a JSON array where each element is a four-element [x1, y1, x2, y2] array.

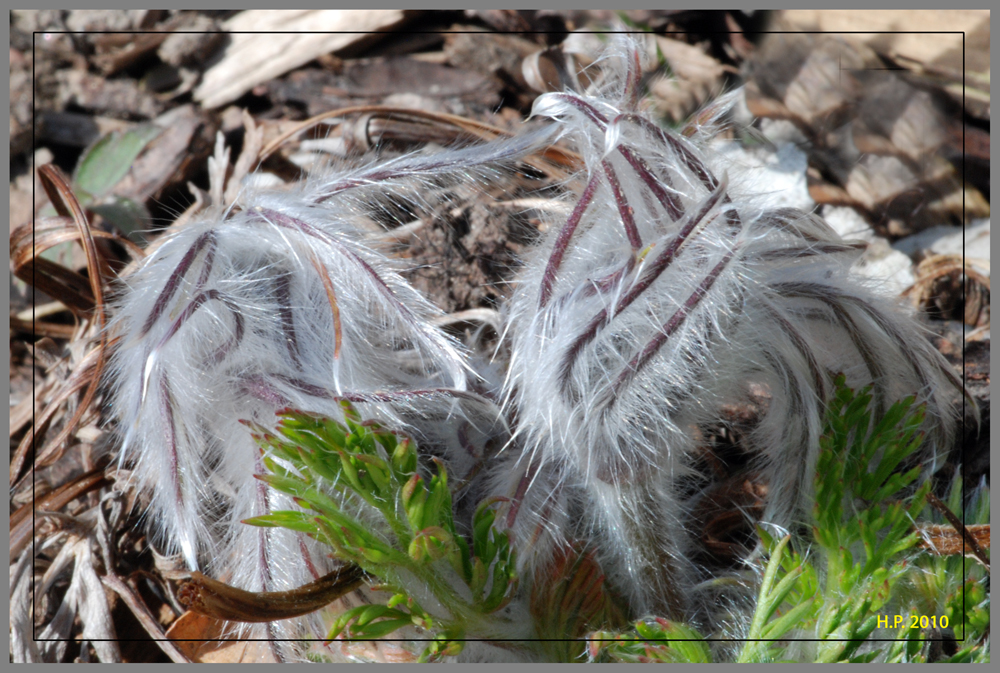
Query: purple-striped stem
[[615, 111, 746, 233], [506, 460, 539, 529], [551, 94, 683, 219], [538, 173, 600, 309], [313, 127, 551, 202], [769, 282, 888, 414], [273, 272, 302, 369], [154, 289, 245, 365], [602, 159, 642, 249], [610, 248, 738, 397], [557, 180, 729, 396], [757, 299, 828, 397], [156, 369, 201, 571], [751, 241, 868, 261], [252, 207, 455, 378], [141, 231, 217, 336]]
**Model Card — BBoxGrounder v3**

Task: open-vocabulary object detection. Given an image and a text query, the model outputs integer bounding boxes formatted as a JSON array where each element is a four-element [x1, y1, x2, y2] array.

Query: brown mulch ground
[[10, 10, 989, 663]]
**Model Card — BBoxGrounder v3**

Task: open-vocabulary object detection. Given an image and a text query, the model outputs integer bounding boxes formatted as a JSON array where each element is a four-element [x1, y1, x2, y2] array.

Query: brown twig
[[10, 344, 102, 487], [258, 104, 579, 177], [917, 524, 990, 557], [102, 573, 193, 663], [9, 316, 80, 340], [923, 491, 990, 571], [11, 167, 114, 487], [9, 465, 110, 562]]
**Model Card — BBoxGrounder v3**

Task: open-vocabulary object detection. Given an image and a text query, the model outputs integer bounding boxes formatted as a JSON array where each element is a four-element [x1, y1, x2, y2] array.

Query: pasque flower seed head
[[500, 36, 962, 621], [106, 35, 964, 661], [105, 129, 552, 655]]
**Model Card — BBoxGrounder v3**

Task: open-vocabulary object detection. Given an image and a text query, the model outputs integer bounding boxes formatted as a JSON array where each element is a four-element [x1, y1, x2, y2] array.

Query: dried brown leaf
[[194, 10, 413, 109], [649, 36, 727, 124], [165, 612, 277, 663]]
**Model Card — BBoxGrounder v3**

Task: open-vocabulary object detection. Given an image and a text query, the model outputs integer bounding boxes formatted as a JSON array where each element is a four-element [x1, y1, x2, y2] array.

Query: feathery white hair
[[105, 130, 551, 658], [500, 35, 961, 620], [106, 34, 963, 661]]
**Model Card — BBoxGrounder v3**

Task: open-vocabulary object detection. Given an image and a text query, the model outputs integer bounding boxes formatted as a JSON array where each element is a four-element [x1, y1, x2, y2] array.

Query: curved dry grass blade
[[9, 466, 109, 562], [24, 167, 113, 487], [260, 105, 502, 159], [178, 567, 365, 623], [258, 104, 580, 177], [38, 165, 112, 296], [11, 258, 95, 313], [10, 210, 148, 326], [101, 573, 193, 663], [11, 217, 146, 266], [9, 393, 36, 439], [8, 316, 80, 340], [10, 345, 103, 487]]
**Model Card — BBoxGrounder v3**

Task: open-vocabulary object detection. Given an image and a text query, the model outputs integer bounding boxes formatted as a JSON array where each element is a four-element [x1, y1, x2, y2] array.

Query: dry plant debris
[[10, 10, 988, 663]]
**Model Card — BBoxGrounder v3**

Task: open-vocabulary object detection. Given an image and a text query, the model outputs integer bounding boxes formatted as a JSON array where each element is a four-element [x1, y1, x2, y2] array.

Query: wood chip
[[444, 29, 540, 97], [165, 612, 278, 663], [113, 104, 215, 204], [781, 10, 991, 119], [745, 31, 989, 234], [157, 14, 224, 67], [782, 9, 988, 71], [39, 111, 134, 148], [55, 69, 165, 119], [649, 36, 727, 124], [194, 10, 411, 109], [917, 524, 990, 556]]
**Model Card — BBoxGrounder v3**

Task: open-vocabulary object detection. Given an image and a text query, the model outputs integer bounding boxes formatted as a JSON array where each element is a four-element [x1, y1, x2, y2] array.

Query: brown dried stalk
[[258, 104, 580, 177], [923, 491, 991, 571], [178, 566, 366, 623]]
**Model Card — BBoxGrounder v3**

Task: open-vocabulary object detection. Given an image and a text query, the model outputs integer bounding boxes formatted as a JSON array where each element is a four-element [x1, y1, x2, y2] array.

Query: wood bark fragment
[[194, 10, 412, 109]]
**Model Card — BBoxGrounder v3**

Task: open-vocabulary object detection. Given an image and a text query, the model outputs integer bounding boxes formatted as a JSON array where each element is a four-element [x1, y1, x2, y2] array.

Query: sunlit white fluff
[[105, 34, 964, 662], [501, 35, 962, 621], [105, 130, 552, 659]]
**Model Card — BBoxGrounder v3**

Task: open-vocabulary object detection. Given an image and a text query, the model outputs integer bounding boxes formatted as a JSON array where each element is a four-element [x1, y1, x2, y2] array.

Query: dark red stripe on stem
[[298, 536, 321, 581], [752, 242, 867, 261], [602, 159, 642, 249], [240, 375, 291, 407], [255, 452, 274, 593], [194, 234, 217, 292], [758, 300, 827, 397], [272, 374, 337, 400], [618, 111, 747, 236], [253, 207, 433, 345], [506, 460, 538, 529], [158, 371, 183, 518], [619, 112, 720, 192], [141, 231, 216, 336], [611, 249, 737, 397], [339, 387, 497, 408], [314, 129, 550, 203], [539, 173, 600, 308], [623, 48, 643, 111], [552, 95, 683, 219], [558, 183, 727, 396], [769, 282, 887, 414], [156, 289, 245, 366], [273, 273, 302, 369], [582, 253, 637, 299]]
